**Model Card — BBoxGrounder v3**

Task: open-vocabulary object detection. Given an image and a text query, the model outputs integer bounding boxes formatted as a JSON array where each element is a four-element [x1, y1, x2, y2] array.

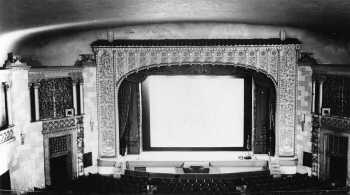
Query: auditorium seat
[[29, 171, 347, 194]]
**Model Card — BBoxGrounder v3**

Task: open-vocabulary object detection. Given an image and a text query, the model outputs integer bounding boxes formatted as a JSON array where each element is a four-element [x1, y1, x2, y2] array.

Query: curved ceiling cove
[[1, 0, 350, 34], [0, 19, 141, 66], [1, 0, 350, 65]]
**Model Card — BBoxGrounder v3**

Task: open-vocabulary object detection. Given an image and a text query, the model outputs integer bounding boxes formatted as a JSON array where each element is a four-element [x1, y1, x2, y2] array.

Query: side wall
[[8, 67, 45, 191], [82, 66, 98, 174], [0, 70, 14, 176], [295, 65, 313, 167]]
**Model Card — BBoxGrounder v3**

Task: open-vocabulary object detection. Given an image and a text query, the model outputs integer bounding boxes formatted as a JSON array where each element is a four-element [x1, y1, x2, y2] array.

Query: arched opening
[[117, 64, 276, 158], [253, 72, 276, 156]]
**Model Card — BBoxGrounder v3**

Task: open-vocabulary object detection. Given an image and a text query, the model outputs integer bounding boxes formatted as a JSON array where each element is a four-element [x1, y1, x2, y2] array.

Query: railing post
[[72, 81, 78, 115]]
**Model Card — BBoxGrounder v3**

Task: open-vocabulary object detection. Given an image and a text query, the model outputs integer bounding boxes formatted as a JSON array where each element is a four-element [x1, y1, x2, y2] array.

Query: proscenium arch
[[95, 44, 298, 158], [115, 62, 278, 156]]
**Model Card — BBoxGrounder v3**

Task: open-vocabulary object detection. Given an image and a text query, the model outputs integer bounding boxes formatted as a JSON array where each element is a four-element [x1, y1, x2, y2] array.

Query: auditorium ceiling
[[1, 0, 350, 36]]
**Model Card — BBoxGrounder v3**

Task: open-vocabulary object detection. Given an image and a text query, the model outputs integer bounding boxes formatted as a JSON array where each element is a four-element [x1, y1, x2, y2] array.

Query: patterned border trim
[[0, 126, 15, 144], [91, 38, 301, 47], [320, 115, 350, 131], [311, 115, 321, 177], [29, 68, 83, 84], [93, 44, 300, 157], [42, 116, 81, 134]]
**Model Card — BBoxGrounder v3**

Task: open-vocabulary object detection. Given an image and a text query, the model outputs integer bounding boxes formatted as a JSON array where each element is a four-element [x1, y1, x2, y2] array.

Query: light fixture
[[20, 132, 25, 145]]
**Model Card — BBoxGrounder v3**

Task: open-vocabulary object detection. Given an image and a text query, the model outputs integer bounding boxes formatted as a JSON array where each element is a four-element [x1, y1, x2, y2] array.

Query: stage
[[97, 154, 298, 176], [126, 160, 267, 174]]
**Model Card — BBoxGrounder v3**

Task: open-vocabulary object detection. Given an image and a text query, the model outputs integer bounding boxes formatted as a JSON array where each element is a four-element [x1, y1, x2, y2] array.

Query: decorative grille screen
[[326, 134, 348, 156], [49, 135, 69, 156]]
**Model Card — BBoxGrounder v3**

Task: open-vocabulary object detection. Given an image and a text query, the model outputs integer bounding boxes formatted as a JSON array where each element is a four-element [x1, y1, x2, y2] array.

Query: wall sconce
[[20, 132, 25, 145], [90, 120, 94, 132], [280, 29, 286, 41], [301, 114, 306, 132]]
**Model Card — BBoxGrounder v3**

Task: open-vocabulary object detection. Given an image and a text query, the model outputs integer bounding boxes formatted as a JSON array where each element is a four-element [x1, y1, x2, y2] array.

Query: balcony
[[0, 126, 15, 145], [42, 115, 83, 134]]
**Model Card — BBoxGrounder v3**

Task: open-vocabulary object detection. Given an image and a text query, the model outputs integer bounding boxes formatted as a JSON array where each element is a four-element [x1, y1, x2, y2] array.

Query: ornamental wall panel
[[93, 43, 300, 157], [96, 48, 116, 157], [277, 46, 297, 156]]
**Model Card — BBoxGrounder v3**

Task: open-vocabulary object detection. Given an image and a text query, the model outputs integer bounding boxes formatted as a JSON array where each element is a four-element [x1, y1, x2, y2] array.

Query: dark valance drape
[[119, 80, 140, 155]]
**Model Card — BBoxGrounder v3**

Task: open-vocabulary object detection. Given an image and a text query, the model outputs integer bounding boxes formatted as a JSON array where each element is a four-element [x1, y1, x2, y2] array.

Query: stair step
[[269, 159, 281, 176]]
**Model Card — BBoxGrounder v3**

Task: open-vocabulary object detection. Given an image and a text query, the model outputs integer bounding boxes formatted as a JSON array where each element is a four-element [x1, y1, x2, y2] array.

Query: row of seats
[[246, 174, 339, 193], [28, 171, 346, 194]]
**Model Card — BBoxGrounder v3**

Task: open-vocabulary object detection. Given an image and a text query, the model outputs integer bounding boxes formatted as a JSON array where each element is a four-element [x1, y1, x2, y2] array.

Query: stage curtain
[[267, 87, 275, 156], [253, 75, 275, 155], [119, 80, 140, 155]]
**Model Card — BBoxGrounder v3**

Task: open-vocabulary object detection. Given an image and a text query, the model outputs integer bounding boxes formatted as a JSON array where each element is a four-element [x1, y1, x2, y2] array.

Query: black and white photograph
[[0, 0, 350, 194]]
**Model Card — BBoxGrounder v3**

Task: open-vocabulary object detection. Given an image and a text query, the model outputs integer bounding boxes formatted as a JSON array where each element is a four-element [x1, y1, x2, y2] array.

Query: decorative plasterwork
[[75, 54, 96, 67], [0, 126, 15, 144], [42, 116, 83, 184], [96, 48, 116, 157], [42, 116, 80, 134], [29, 67, 83, 84], [311, 115, 321, 177], [76, 115, 85, 176], [319, 115, 350, 132], [93, 44, 300, 157], [276, 47, 297, 156]]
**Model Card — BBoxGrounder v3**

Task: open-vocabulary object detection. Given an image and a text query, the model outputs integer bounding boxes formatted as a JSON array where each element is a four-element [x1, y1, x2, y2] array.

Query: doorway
[[325, 134, 348, 186], [50, 154, 72, 187], [49, 134, 72, 187], [329, 155, 347, 186]]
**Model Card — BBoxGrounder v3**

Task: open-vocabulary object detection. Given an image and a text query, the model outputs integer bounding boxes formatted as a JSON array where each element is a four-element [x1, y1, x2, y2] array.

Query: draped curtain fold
[[119, 80, 140, 155], [253, 77, 275, 155]]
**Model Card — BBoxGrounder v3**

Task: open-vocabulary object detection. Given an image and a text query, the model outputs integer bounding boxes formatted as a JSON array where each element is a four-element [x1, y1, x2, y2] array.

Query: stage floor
[[126, 160, 268, 174]]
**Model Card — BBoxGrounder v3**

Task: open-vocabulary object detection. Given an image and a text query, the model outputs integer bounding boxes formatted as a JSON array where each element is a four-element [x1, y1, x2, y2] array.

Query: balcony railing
[[0, 126, 15, 145], [42, 115, 83, 134]]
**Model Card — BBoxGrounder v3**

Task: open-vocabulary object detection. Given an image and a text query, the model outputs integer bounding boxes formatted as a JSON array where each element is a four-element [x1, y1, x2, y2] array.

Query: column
[[79, 81, 84, 114], [2, 82, 12, 125], [312, 80, 316, 113], [33, 82, 40, 121], [72, 81, 78, 115], [318, 79, 324, 114]]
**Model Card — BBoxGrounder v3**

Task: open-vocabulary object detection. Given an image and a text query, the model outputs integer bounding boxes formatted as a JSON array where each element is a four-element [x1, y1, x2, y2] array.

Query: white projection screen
[[142, 75, 246, 150]]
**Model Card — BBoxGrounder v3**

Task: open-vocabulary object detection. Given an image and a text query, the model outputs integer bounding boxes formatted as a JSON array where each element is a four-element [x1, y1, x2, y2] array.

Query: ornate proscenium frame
[[92, 39, 301, 158]]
